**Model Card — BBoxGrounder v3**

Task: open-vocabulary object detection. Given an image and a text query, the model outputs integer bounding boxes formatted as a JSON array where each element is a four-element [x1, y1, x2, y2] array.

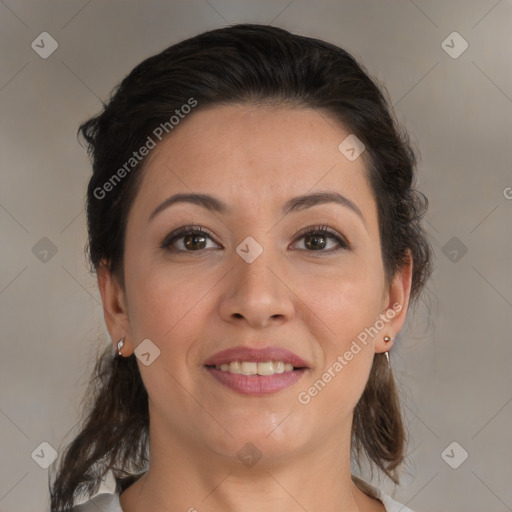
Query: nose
[[218, 244, 295, 329]]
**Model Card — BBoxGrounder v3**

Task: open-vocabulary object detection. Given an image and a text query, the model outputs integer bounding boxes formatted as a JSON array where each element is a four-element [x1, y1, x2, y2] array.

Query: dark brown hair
[[48, 23, 433, 511]]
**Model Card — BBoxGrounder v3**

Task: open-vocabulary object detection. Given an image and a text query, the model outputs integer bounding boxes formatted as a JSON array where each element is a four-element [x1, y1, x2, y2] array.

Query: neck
[[119, 418, 378, 512]]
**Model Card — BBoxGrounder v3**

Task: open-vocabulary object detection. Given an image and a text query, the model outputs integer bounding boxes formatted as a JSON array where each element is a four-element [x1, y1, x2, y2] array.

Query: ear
[[375, 249, 413, 354], [97, 259, 134, 356]]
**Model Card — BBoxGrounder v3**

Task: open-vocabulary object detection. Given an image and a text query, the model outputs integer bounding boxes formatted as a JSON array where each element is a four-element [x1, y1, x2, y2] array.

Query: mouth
[[203, 346, 310, 395], [204, 364, 308, 395]]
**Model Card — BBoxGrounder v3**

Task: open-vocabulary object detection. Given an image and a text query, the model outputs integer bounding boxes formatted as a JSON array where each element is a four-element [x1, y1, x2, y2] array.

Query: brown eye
[[161, 226, 219, 253], [293, 225, 350, 253]]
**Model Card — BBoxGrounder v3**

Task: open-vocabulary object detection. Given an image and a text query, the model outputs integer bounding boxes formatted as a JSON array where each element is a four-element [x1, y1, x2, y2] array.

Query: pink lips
[[203, 346, 309, 396]]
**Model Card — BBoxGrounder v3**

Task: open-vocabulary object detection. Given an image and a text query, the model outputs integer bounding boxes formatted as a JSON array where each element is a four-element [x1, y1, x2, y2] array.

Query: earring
[[383, 335, 392, 368], [117, 338, 125, 356]]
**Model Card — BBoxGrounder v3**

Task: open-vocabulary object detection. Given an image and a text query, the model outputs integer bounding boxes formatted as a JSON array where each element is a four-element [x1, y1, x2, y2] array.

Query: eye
[[160, 225, 220, 253], [291, 224, 350, 253]]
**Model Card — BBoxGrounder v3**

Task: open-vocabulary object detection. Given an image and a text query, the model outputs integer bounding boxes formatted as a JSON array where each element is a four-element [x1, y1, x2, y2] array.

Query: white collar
[[72, 469, 120, 506]]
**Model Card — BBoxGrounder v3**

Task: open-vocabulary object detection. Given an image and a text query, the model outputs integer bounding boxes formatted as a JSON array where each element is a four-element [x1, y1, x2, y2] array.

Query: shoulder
[[352, 475, 416, 512]]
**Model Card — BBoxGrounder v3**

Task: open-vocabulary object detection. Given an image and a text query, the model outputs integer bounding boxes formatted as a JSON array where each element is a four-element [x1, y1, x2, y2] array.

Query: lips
[[203, 345, 310, 368], [203, 345, 310, 395]]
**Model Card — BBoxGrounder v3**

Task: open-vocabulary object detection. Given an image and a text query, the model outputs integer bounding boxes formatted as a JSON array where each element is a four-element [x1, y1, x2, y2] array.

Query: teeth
[[256, 361, 274, 376], [274, 361, 285, 373], [229, 361, 241, 373], [241, 361, 258, 375], [214, 361, 296, 375]]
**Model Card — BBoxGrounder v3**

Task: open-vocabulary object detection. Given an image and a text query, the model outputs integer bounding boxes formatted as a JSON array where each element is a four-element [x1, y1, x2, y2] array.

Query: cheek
[[296, 255, 385, 339], [312, 281, 379, 379], [296, 279, 379, 418], [123, 262, 214, 419], [294, 262, 383, 409], [124, 255, 221, 367]]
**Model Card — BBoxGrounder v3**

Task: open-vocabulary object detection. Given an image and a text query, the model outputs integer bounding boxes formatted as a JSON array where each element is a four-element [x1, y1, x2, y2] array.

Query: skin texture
[[97, 104, 413, 512]]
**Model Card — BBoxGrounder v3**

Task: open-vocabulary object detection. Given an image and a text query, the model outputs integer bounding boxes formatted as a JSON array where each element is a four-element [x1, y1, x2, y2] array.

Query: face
[[102, 104, 410, 464]]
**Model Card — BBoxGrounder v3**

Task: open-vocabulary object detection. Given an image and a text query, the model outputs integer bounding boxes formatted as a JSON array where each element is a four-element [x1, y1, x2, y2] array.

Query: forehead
[[128, 104, 377, 227]]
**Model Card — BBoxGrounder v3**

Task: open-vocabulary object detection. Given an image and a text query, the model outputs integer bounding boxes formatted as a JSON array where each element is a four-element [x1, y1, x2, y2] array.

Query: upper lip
[[204, 346, 310, 368]]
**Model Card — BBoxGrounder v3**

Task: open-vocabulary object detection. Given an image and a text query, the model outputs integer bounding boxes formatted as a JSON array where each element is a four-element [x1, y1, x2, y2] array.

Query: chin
[[201, 413, 312, 463]]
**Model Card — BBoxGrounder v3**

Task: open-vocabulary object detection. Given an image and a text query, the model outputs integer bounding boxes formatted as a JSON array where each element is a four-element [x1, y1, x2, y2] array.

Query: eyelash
[[160, 224, 350, 254]]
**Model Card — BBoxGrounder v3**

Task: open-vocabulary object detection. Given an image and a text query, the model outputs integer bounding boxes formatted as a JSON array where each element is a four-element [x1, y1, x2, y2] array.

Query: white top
[[64, 469, 415, 511]]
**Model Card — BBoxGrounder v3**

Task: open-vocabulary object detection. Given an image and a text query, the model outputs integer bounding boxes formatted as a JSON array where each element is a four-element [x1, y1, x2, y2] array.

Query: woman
[[48, 23, 432, 512]]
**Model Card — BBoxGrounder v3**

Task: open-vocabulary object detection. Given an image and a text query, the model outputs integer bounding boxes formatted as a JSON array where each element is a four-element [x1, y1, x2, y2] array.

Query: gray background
[[1, 1, 511, 511]]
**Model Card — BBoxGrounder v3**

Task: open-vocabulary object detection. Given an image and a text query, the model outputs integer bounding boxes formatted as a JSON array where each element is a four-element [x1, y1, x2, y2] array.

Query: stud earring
[[117, 338, 125, 356]]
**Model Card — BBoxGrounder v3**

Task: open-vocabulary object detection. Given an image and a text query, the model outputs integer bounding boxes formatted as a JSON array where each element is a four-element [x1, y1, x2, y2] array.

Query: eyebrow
[[148, 190, 365, 225]]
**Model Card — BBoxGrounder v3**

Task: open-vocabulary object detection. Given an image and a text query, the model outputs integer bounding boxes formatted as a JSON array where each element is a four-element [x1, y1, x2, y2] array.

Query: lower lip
[[204, 366, 307, 395]]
